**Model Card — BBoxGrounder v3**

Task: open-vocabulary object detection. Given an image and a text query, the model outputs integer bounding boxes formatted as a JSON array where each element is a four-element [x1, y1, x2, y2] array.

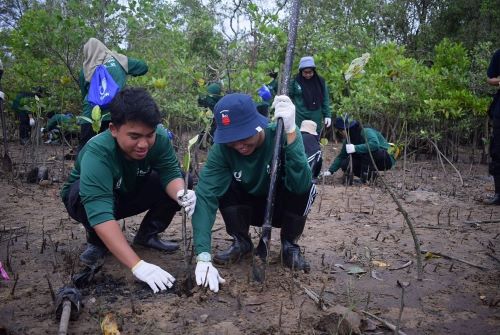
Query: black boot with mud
[[484, 193, 500, 205], [213, 205, 254, 265], [79, 243, 107, 267], [281, 240, 310, 273], [133, 220, 179, 252], [214, 234, 253, 265]]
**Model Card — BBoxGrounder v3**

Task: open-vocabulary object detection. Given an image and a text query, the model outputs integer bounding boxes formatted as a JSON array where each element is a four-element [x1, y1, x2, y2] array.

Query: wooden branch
[[361, 311, 408, 335], [428, 139, 464, 186], [420, 249, 489, 271], [464, 219, 500, 225]]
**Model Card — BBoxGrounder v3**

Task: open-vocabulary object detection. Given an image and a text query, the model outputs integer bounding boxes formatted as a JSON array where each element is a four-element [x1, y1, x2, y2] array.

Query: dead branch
[[389, 260, 412, 271], [361, 310, 408, 335], [464, 219, 500, 225], [427, 139, 464, 186], [420, 249, 489, 271]]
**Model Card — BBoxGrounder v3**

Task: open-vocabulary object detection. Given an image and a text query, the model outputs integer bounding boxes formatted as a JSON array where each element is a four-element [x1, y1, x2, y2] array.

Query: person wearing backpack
[[78, 38, 148, 152]]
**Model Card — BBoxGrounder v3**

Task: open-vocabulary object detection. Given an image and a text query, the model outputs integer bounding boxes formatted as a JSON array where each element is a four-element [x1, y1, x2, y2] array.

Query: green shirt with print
[[61, 126, 181, 226], [192, 124, 312, 255]]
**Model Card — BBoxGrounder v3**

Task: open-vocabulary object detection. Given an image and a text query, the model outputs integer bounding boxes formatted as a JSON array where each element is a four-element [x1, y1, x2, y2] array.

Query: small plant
[[77, 106, 108, 133]]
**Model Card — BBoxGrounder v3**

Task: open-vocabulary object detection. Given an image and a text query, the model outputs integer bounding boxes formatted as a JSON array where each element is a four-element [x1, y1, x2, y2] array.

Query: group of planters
[[51, 38, 397, 295], [4, 36, 499, 297]]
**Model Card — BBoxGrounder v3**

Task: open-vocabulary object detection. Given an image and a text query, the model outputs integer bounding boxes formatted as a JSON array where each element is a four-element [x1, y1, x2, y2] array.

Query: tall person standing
[[289, 56, 332, 135], [485, 49, 500, 205]]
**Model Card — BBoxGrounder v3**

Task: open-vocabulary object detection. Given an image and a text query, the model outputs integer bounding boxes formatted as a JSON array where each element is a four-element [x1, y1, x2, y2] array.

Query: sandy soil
[[0, 140, 499, 335]]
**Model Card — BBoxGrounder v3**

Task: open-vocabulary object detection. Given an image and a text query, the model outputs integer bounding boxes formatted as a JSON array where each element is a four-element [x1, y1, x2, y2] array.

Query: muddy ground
[[0, 140, 499, 335]]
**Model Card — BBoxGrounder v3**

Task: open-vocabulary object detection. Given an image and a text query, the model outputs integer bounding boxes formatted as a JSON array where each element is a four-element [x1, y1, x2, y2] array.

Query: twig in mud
[[45, 274, 55, 302], [395, 280, 406, 335], [9, 273, 19, 297], [464, 219, 500, 225], [389, 260, 412, 271], [278, 301, 283, 334], [486, 253, 500, 264], [427, 139, 464, 186], [294, 279, 328, 311], [361, 310, 408, 335], [420, 249, 489, 270], [298, 298, 306, 330]]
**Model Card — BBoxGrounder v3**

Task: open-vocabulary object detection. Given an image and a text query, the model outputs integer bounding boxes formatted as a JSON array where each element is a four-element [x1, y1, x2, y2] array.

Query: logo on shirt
[[233, 170, 242, 182], [137, 167, 150, 177], [115, 177, 122, 190]]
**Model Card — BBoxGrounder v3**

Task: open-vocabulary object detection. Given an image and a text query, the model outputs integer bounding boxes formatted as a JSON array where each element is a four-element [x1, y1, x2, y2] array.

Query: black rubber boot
[[133, 219, 179, 252], [484, 193, 500, 205], [80, 230, 108, 267], [213, 206, 254, 265], [280, 212, 310, 273]]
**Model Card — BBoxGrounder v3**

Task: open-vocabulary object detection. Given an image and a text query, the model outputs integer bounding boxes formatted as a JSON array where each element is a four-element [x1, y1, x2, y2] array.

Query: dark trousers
[[62, 171, 180, 247], [219, 180, 317, 228], [19, 113, 31, 141], [490, 119, 500, 193], [340, 149, 393, 178]]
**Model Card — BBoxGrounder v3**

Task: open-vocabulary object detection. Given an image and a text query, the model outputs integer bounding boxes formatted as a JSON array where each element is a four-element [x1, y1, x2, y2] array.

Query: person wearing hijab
[[77, 38, 148, 151], [289, 56, 332, 135]]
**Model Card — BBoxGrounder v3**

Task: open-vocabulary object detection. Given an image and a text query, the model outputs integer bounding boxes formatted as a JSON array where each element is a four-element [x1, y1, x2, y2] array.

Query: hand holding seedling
[[195, 252, 226, 292], [176, 189, 196, 217]]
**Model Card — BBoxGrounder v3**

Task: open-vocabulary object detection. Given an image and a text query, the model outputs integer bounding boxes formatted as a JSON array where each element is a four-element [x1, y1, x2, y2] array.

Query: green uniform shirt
[[81, 57, 148, 123], [329, 127, 396, 172], [61, 126, 181, 226], [46, 114, 70, 131], [192, 124, 312, 254], [289, 78, 332, 133]]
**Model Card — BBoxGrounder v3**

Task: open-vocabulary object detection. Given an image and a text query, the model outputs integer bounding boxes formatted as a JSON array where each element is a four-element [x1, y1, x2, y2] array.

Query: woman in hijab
[[289, 56, 332, 135], [77, 37, 148, 151]]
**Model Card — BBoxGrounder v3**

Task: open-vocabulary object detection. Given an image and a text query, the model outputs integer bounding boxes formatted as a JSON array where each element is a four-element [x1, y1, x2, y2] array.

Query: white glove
[[272, 95, 296, 134], [40, 127, 45, 133], [132, 260, 175, 293], [324, 117, 332, 128], [195, 253, 226, 292], [346, 144, 356, 154], [29, 118, 35, 127], [321, 170, 332, 177], [176, 189, 196, 217]]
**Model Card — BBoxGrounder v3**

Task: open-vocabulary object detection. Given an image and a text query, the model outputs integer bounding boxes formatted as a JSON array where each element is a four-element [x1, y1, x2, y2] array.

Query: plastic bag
[[88, 65, 119, 108]]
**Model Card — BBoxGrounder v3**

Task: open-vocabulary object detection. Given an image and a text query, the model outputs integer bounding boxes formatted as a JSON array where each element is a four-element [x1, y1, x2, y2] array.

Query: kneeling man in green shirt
[[192, 93, 317, 292], [61, 87, 196, 294]]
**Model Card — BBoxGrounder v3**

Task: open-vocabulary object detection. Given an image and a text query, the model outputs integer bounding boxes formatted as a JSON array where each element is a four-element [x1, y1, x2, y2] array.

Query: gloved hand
[[346, 144, 356, 154], [40, 127, 45, 133], [324, 117, 332, 128], [272, 95, 296, 134], [29, 118, 35, 127], [321, 170, 332, 177], [176, 189, 196, 217], [195, 253, 226, 292], [131, 260, 175, 293]]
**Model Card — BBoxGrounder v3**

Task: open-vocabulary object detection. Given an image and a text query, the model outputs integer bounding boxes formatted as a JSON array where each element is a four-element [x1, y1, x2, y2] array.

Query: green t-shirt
[[61, 126, 182, 226], [328, 127, 396, 172], [46, 114, 70, 131], [81, 57, 148, 123], [192, 124, 312, 254]]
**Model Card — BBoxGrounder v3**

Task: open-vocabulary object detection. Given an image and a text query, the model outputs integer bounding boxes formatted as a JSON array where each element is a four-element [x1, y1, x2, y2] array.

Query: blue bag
[[87, 65, 120, 108], [257, 84, 272, 101]]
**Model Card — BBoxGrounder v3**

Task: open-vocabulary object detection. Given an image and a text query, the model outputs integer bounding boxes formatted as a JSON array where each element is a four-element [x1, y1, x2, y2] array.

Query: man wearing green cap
[[191, 93, 316, 293]]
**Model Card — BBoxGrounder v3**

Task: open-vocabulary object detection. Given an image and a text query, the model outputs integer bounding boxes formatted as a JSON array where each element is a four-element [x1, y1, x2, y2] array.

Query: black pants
[[62, 171, 180, 246], [219, 179, 317, 228], [490, 119, 500, 193], [19, 112, 31, 141], [340, 149, 393, 178]]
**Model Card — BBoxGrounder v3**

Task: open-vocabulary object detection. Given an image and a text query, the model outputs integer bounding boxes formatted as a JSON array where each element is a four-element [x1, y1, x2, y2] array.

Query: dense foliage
[[0, 0, 498, 152]]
